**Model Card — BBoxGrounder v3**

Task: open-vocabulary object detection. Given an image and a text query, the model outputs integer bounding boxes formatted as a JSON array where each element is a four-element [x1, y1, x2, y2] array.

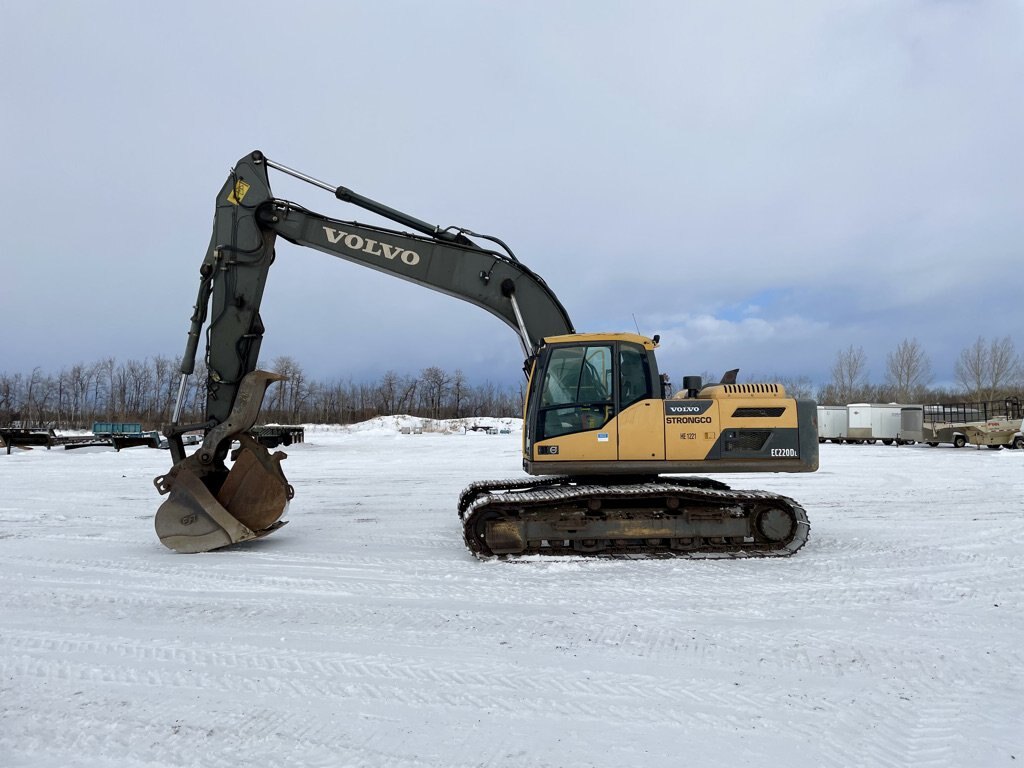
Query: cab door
[[616, 342, 665, 460], [531, 343, 618, 462]]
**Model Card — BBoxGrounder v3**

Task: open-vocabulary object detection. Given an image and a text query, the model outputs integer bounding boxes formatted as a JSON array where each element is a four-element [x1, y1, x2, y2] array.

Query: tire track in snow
[[1, 686, 488, 768], [2, 627, 829, 739], [819, 674, 1018, 768], [5, 546, 1018, 688], [5, 545, 1020, 617], [8, 586, 1013, 697]]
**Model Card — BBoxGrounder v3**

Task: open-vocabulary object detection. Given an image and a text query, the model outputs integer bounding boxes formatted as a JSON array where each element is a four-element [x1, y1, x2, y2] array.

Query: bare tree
[[0, 372, 23, 425], [377, 370, 399, 415], [956, 336, 1022, 401], [123, 359, 153, 418], [468, 380, 498, 415], [55, 368, 70, 428], [825, 345, 869, 404], [396, 374, 418, 414], [755, 373, 816, 400], [954, 337, 986, 398], [988, 336, 1021, 394], [152, 355, 179, 425], [314, 379, 355, 424], [287, 365, 311, 423], [419, 366, 451, 420], [451, 369, 468, 418], [184, 361, 208, 422], [885, 338, 932, 402], [23, 368, 54, 426], [92, 357, 117, 418], [65, 363, 94, 427], [266, 356, 305, 421]]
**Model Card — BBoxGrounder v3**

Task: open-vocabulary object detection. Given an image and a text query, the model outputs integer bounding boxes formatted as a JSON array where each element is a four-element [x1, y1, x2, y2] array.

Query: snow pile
[[305, 415, 520, 436]]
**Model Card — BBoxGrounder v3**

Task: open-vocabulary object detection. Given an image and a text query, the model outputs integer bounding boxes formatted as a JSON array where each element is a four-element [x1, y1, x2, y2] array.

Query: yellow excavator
[[154, 151, 818, 558]]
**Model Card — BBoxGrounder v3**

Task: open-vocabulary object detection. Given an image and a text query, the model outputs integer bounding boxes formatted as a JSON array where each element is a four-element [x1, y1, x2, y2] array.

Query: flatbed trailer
[[922, 398, 1023, 449]]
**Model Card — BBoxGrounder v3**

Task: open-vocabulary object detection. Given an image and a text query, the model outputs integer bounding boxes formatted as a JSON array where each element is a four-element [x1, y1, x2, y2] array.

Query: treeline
[[4, 335, 1020, 429], [817, 336, 1023, 405], [0, 355, 525, 429]]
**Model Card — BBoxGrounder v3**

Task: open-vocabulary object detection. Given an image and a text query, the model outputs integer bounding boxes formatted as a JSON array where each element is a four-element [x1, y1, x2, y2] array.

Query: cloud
[[0, 1, 1020, 392], [664, 312, 827, 349], [641, 309, 830, 380]]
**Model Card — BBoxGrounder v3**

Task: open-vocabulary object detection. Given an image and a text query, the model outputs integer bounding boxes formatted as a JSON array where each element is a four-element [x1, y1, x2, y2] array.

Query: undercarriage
[[459, 476, 810, 559]]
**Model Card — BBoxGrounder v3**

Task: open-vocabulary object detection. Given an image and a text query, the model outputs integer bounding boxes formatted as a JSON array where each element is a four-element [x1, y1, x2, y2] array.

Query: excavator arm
[[187, 151, 571, 432], [154, 150, 573, 552]]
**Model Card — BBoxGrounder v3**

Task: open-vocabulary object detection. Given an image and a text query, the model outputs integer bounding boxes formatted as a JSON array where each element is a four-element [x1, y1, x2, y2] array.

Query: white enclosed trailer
[[846, 403, 920, 445], [870, 404, 904, 444], [816, 406, 848, 443], [846, 404, 874, 443]]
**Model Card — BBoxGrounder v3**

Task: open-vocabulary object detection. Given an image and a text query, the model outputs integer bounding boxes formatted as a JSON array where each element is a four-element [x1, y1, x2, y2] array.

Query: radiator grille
[[724, 430, 771, 452]]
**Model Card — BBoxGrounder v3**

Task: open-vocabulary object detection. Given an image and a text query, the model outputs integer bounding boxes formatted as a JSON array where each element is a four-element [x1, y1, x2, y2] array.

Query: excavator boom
[[154, 151, 572, 552]]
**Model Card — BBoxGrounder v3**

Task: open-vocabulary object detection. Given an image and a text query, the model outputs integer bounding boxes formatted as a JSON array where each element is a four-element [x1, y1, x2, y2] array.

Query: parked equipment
[[154, 151, 818, 557], [1, 428, 55, 454], [922, 398, 1024, 449]]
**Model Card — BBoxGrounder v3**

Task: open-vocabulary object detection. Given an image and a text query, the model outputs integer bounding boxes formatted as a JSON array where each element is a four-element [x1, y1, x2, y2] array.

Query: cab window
[[619, 343, 653, 408], [538, 345, 613, 439]]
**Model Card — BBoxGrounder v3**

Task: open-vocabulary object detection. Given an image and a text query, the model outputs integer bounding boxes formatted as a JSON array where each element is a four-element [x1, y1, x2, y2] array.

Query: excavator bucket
[[154, 438, 292, 553], [153, 371, 292, 553]]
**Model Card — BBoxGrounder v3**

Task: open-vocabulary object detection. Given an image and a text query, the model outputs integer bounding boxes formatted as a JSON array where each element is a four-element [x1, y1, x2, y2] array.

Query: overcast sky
[[2, 1, 1021, 392]]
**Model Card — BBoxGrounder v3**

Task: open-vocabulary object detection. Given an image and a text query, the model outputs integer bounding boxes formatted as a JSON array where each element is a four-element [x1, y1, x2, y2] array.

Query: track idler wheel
[[755, 505, 797, 543]]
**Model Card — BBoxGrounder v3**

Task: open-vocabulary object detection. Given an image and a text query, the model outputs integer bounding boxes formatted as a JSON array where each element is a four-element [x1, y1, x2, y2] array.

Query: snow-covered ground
[[1, 420, 1021, 767]]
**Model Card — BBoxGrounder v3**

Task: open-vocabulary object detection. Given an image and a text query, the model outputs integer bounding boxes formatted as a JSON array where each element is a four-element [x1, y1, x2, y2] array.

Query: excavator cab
[[524, 333, 662, 471], [529, 335, 656, 437]]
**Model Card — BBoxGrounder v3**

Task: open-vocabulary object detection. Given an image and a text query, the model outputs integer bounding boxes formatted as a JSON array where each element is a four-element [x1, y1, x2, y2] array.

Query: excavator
[[154, 150, 818, 558]]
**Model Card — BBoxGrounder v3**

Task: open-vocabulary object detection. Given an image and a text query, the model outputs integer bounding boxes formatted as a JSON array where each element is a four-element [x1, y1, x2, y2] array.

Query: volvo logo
[[665, 401, 712, 416], [323, 227, 421, 266]]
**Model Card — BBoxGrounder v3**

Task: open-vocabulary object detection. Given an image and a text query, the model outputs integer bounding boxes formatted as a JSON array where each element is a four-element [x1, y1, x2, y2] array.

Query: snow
[[1, 423, 1022, 767]]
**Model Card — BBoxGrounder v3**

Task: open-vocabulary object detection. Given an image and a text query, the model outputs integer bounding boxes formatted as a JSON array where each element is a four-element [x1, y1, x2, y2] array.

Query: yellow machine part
[[530, 390, 808, 472]]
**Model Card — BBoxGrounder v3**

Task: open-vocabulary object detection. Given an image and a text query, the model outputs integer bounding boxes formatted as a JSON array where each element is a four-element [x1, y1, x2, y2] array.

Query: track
[[460, 476, 810, 558]]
